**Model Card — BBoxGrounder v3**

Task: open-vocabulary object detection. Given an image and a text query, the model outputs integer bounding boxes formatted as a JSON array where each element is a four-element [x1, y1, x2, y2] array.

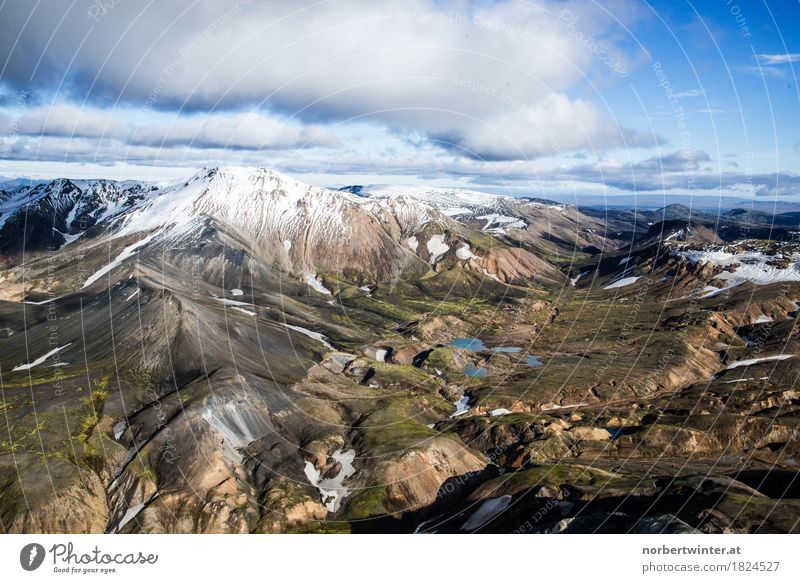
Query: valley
[[1, 167, 799, 534]]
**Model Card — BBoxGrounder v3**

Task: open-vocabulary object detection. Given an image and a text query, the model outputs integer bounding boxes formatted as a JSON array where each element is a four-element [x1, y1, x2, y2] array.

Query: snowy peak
[[356, 184, 510, 212], [114, 165, 361, 240], [343, 184, 578, 236], [349, 184, 568, 211], [0, 177, 153, 253], [102, 166, 446, 284], [361, 194, 447, 234], [192, 166, 339, 205]]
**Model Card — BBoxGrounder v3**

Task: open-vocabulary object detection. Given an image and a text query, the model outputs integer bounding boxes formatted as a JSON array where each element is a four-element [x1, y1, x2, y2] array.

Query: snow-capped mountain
[[101, 167, 464, 284], [673, 242, 800, 296], [112, 168, 446, 243], [343, 183, 621, 256], [1, 167, 572, 290], [0, 178, 154, 254], [342, 184, 538, 232]]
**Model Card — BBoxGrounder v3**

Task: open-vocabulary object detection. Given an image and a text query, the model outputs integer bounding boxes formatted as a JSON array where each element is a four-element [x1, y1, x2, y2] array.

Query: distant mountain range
[[560, 192, 800, 213], [7, 174, 800, 214]]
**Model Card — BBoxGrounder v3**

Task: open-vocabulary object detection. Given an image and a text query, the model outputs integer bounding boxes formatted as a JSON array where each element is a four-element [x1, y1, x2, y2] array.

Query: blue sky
[[0, 0, 798, 201]]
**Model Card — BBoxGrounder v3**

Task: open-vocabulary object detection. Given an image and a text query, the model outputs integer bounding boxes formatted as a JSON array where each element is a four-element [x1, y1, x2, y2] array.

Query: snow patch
[[12, 343, 72, 371], [113, 421, 126, 440], [477, 213, 527, 231], [212, 296, 254, 310], [461, 496, 512, 531], [304, 449, 357, 513], [677, 249, 800, 289], [449, 395, 471, 418], [725, 354, 793, 369], [719, 376, 770, 384], [110, 502, 147, 533], [481, 268, 503, 283], [427, 234, 449, 263], [306, 274, 332, 295], [456, 243, 476, 260], [604, 276, 642, 290], [699, 286, 725, 299], [52, 227, 82, 247], [541, 402, 588, 411], [570, 271, 587, 287], [232, 307, 256, 316], [82, 232, 157, 289], [283, 323, 333, 349], [489, 408, 512, 417], [24, 296, 59, 305]]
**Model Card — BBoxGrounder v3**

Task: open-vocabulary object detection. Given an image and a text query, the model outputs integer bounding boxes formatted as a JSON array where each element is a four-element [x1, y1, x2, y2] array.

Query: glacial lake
[[449, 337, 487, 350], [449, 338, 544, 370], [464, 364, 488, 378], [449, 337, 521, 353]]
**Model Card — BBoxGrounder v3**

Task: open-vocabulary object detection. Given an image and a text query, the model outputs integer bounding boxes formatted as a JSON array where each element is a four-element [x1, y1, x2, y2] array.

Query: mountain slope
[[1, 167, 569, 297], [348, 183, 626, 260], [0, 178, 154, 256]]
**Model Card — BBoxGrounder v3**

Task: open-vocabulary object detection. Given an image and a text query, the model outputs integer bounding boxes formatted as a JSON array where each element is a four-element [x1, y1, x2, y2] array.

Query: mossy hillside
[[353, 394, 453, 456], [711, 492, 800, 533], [0, 374, 132, 479], [252, 480, 336, 533], [422, 347, 455, 369], [338, 286, 499, 334], [0, 383, 94, 456], [285, 520, 352, 534], [0, 365, 86, 389], [338, 484, 391, 521], [339, 296, 419, 323], [462, 293, 701, 408], [366, 362, 444, 391], [470, 464, 625, 500], [9, 233, 149, 294], [415, 266, 511, 298]]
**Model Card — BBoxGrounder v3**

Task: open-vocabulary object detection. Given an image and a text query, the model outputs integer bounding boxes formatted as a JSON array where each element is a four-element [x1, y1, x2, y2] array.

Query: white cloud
[[18, 104, 125, 139], [0, 0, 652, 160], [11, 105, 339, 151], [756, 53, 800, 65], [672, 89, 704, 99], [131, 112, 339, 150], [450, 93, 660, 161]]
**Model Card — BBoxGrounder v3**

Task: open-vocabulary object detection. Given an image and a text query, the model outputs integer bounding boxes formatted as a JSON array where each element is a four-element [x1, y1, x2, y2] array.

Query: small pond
[[449, 337, 486, 351], [450, 338, 544, 369], [602, 426, 639, 440], [464, 364, 488, 378]]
